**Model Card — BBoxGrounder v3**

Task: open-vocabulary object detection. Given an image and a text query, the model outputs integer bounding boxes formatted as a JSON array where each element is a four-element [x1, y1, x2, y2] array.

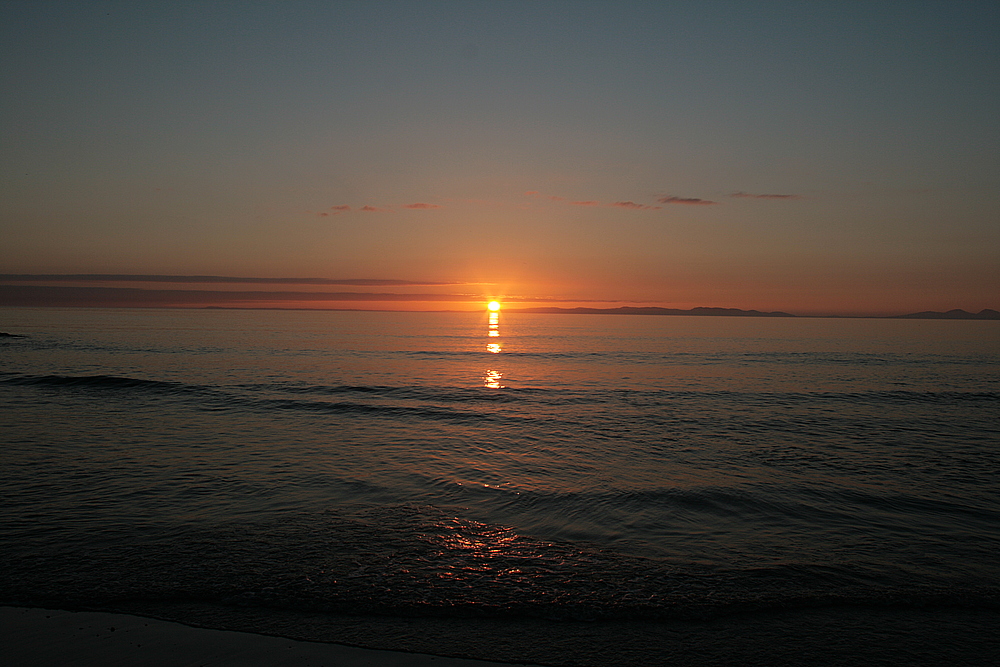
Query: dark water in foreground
[[2, 308, 998, 663]]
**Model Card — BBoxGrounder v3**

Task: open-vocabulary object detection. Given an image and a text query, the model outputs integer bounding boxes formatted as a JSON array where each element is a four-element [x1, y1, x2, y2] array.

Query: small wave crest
[[0, 373, 507, 423], [0, 373, 197, 394], [253, 397, 490, 422], [237, 382, 550, 404]]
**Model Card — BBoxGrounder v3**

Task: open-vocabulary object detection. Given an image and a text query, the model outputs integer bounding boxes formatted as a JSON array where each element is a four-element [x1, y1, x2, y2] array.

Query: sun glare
[[487, 301, 501, 311]]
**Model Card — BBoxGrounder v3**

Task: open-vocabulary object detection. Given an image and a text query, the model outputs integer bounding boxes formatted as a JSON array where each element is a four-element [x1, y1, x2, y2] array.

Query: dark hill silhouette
[[514, 306, 795, 317], [896, 309, 1000, 320]]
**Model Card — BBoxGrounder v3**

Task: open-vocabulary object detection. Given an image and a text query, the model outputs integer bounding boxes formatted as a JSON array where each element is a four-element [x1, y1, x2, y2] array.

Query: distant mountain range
[[513, 306, 1000, 319], [892, 309, 1000, 320], [514, 306, 796, 317]]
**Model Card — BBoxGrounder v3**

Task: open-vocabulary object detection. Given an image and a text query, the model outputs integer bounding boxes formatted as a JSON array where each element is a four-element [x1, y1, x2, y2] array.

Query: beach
[[1, 606, 527, 666], [5, 604, 999, 666]]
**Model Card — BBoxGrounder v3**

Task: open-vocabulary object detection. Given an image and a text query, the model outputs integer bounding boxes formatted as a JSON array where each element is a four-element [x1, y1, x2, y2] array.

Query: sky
[[1, 0, 998, 316]]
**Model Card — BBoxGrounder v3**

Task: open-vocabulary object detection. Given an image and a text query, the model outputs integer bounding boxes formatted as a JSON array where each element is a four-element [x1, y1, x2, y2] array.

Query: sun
[[487, 301, 501, 311]]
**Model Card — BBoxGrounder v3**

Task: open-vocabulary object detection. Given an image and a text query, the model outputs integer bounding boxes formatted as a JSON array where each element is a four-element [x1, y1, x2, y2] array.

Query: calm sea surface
[[2, 307, 999, 659]]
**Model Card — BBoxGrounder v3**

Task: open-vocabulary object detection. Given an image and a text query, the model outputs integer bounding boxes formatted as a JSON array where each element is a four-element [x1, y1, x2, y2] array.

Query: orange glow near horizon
[[0, 276, 994, 317]]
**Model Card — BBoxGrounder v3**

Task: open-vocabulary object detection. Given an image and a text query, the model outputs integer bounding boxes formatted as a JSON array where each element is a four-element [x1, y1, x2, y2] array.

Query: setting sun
[[487, 301, 501, 311]]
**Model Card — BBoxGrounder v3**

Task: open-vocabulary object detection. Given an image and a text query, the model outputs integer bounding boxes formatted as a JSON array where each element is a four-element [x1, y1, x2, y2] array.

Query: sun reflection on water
[[421, 518, 545, 581], [436, 518, 519, 557], [484, 368, 503, 388], [484, 302, 504, 387]]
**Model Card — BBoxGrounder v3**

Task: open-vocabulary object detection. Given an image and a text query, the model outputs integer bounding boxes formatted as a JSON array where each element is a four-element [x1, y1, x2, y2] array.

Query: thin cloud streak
[[610, 201, 661, 210], [0, 286, 484, 306], [0, 274, 468, 286], [536, 191, 734, 209], [730, 192, 800, 199], [658, 196, 717, 205], [313, 189, 793, 217], [0, 285, 584, 308], [311, 190, 772, 216]]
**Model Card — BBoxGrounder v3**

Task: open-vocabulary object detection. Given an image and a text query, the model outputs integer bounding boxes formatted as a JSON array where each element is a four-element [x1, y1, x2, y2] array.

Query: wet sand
[[1, 607, 535, 667], [4, 603, 998, 666]]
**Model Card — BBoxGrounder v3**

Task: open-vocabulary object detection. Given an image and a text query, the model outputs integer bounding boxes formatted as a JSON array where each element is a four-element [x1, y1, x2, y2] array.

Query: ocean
[[2, 307, 998, 665]]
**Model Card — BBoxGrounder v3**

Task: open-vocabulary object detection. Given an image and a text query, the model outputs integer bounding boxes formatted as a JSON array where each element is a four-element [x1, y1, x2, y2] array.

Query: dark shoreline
[[7, 602, 998, 667]]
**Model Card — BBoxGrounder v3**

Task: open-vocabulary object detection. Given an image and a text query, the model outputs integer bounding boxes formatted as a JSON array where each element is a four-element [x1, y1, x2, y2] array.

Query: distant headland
[[513, 306, 796, 317], [892, 308, 1000, 320], [511, 306, 1000, 320]]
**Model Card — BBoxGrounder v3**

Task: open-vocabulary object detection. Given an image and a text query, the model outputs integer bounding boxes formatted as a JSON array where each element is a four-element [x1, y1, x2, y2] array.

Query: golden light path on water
[[484, 301, 503, 387]]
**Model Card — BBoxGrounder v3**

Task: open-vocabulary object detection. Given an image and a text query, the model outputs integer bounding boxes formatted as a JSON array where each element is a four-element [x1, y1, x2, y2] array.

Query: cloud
[[524, 190, 539, 196], [658, 196, 717, 205], [359, 205, 388, 212], [539, 193, 662, 210], [0, 285, 591, 309], [610, 201, 661, 210], [0, 274, 466, 286], [316, 204, 352, 216], [0, 285, 489, 307], [730, 192, 800, 199], [403, 202, 442, 209]]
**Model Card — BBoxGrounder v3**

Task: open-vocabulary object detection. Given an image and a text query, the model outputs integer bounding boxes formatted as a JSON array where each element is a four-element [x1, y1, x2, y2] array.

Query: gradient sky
[[2, 1, 998, 315]]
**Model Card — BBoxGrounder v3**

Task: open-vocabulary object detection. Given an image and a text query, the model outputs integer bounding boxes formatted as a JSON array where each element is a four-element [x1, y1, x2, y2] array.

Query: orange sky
[[1, 3, 997, 317], [1, 269, 996, 317]]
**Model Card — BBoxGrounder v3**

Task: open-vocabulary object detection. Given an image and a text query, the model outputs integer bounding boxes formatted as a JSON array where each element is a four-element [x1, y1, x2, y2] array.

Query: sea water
[[1, 307, 998, 661]]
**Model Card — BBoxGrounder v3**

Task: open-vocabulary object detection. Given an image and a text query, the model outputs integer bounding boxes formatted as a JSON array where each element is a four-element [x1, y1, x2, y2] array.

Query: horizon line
[[1, 300, 997, 321]]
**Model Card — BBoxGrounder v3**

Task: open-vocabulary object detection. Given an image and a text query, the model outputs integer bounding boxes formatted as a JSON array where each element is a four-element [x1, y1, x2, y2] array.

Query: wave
[[0, 373, 197, 393], [4, 373, 997, 424], [251, 397, 490, 422], [0, 372, 581, 408], [366, 349, 997, 366], [0, 373, 501, 423], [732, 351, 996, 366], [5, 372, 996, 400], [614, 388, 1000, 409], [236, 382, 552, 403], [425, 478, 1000, 538]]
